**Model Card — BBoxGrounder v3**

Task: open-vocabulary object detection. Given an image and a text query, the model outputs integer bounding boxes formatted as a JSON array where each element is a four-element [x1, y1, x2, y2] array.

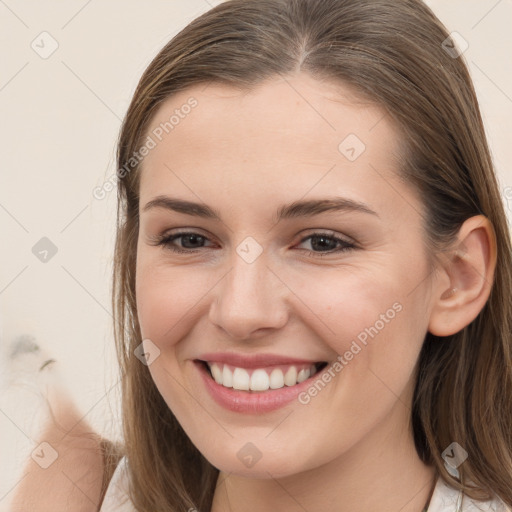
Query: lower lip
[[195, 361, 320, 414]]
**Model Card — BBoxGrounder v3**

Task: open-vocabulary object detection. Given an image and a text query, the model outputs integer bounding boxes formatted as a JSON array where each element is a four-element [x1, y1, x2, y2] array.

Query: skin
[[135, 72, 496, 512], [9, 367, 107, 512]]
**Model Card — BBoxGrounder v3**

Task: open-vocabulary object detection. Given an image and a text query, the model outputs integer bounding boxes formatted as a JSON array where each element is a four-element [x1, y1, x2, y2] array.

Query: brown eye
[[157, 232, 213, 253], [296, 232, 355, 257]]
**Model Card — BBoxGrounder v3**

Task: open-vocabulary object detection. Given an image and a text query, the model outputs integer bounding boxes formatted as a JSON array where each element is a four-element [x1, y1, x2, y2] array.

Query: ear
[[428, 215, 497, 337]]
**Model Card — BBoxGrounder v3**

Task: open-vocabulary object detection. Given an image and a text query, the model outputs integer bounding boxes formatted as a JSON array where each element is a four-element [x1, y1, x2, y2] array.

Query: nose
[[208, 250, 289, 341]]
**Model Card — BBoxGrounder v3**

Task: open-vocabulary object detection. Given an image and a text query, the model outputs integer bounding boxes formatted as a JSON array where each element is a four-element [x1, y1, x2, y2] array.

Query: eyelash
[[153, 230, 356, 257]]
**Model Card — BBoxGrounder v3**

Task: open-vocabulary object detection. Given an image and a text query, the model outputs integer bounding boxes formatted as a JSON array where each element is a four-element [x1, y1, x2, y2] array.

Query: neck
[[210, 403, 437, 512]]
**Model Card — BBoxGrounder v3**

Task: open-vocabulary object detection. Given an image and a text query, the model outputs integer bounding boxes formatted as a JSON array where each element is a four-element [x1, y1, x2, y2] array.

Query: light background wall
[[0, 0, 511, 503]]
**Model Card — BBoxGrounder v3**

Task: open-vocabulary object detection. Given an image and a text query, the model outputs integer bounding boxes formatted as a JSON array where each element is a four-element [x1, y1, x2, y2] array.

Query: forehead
[[138, 74, 412, 217]]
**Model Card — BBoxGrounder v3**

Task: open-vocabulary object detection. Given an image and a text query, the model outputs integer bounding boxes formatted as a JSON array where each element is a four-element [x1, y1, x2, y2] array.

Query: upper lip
[[196, 352, 326, 368]]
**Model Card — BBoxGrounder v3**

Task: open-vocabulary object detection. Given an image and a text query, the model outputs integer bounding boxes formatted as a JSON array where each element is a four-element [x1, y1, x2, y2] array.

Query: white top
[[99, 457, 134, 512], [99, 457, 510, 512]]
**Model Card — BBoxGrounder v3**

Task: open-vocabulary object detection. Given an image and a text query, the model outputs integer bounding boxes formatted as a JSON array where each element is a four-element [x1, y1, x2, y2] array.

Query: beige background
[[1, 0, 511, 503]]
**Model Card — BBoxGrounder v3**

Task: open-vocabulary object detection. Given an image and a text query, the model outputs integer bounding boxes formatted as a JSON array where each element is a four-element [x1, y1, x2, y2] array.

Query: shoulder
[[428, 476, 511, 512], [99, 457, 137, 512]]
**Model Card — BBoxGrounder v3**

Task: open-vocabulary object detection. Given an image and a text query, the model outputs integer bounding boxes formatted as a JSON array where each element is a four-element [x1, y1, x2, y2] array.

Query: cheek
[[134, 256, 202, 412], [135, 255, 211, 342], [295, 265, 426, 389], [291, 264, 403, 343]]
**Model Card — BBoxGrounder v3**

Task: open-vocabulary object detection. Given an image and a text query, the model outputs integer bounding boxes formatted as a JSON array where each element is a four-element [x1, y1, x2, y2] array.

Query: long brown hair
[[112, 0, 512, 510]]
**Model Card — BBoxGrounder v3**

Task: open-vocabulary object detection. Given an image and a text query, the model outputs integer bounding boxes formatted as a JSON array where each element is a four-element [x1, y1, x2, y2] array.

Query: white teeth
[[222, 364, 233, 388], [250, 369, 270, 391], [269, 368, 284, 389], [210, 363, 223, 384], [284, 366, 297, 386], [297, 368, 311, 383], [206, 362, 318, 391], [232, 367, 250, 390]]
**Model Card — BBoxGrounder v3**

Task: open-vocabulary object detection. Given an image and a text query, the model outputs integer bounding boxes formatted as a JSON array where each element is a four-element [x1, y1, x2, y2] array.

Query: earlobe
[[428, 215, 497, 337]]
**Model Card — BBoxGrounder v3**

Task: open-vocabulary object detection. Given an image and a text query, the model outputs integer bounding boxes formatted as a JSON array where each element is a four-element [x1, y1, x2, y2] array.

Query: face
[[135, 73, 436, 478]]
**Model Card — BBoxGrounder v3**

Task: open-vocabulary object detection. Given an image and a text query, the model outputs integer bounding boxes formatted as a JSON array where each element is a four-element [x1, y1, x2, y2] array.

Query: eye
[[296, 232, 356, 257], [154, 231, 213, 253]]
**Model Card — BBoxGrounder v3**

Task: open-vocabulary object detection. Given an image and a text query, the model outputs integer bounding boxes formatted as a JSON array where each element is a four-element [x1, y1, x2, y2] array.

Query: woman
[[18, 0, 512, 510]]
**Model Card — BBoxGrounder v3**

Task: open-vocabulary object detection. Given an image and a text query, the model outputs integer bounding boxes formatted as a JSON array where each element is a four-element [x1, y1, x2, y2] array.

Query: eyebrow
[[142, 195, 379, 221]]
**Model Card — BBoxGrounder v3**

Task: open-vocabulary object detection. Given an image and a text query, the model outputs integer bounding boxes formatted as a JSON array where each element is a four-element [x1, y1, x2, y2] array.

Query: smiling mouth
[[197, 360, 329, 393]]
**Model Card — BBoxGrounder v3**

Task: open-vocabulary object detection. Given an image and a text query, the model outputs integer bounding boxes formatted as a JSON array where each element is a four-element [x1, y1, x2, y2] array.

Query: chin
[[212, 455, 306, 479], [193, 435, 323, 480]]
